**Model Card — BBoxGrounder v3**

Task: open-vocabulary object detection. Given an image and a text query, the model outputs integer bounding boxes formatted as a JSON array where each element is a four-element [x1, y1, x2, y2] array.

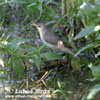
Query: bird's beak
[[31, 22, 38, 28]]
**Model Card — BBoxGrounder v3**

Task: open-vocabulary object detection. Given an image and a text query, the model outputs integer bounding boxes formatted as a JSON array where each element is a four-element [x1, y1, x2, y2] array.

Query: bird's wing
[[44, 31, 72, 49], [44, 31, 61, 46]]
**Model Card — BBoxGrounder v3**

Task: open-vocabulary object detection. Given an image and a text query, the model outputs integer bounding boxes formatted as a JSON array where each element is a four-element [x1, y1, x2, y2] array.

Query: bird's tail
[[64, 47, 75, 55], [62, 47, 80, 59]]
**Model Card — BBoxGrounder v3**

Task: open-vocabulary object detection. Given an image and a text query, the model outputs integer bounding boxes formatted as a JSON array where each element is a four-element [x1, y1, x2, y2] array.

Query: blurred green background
[[0, 0, 100, 100]]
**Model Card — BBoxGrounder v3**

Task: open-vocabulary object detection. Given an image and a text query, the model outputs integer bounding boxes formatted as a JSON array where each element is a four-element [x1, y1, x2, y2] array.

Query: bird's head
[[32, 23, 46, 33]]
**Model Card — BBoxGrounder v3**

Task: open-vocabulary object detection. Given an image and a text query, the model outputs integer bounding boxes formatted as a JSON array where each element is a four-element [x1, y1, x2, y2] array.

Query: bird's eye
[[38, 25, 41, 27]]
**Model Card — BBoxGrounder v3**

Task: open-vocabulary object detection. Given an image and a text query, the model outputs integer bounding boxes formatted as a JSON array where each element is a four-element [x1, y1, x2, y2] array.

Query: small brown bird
[[32, 23, 75, 56]]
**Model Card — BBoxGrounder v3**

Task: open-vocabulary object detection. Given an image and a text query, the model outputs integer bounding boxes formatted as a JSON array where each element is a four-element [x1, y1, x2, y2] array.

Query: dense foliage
[[0, 0, 100, 99]]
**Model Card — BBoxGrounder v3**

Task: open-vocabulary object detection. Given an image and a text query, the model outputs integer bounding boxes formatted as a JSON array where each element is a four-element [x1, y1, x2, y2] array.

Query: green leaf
[[0, 53, 4, 67], [95, 51, 100, 58], [80, 2, 94, 16], [41, 52, 62, 60], [9, 38, 29, 46], [75, 43, 93, 57], [34, 58, 41, 71], [88, 64, 100, 79], [38, 45, 45, 52], [71, 59, 80, 70], [12, 55, 24, 76], [75, 40, 100, 57], [57, 80, 62, 89], [38, 0, 44, 3], [0, 21, 3, 28], [74, 25, 96, 40], [0, 0, 27, 6], [32, 0, 43, 11], [52, 90, 60, 94], [87, 84, 100, 99], [28, 47, 38, 55], [6, 38, 29, 52], [27, 3, 36, 7]]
